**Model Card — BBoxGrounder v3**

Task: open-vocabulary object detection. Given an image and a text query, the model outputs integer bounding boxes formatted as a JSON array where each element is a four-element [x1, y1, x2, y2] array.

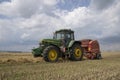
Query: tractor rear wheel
[[69, 44, 83, 61], [43, 46, 60, 62]]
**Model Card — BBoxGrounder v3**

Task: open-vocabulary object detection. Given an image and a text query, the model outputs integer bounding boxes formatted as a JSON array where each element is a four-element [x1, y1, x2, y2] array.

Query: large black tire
[[43, 46, 60, 62], [69, 44, 83, 61]]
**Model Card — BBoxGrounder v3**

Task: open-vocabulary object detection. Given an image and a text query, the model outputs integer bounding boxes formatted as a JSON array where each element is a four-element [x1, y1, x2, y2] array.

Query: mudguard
[[68, 40, 81, 48], [68, 40, 75, 48]]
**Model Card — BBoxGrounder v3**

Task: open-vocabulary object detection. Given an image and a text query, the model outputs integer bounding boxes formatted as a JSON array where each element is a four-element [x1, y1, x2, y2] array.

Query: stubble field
[[0, 52, 120, 80]]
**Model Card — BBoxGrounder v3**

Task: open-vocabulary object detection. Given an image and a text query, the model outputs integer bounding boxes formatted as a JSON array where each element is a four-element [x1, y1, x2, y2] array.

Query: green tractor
[[32, 29, 83, 62]]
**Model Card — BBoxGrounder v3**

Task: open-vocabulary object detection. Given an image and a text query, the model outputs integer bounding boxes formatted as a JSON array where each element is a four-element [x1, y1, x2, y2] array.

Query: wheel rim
[[75, 48, 82, 58], [48, 49, 57, 61]]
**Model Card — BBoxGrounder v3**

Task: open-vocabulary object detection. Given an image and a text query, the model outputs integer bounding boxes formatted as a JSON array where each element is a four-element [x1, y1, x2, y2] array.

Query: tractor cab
[[53, 29, 74, 46], [54, 29, 74, 40]]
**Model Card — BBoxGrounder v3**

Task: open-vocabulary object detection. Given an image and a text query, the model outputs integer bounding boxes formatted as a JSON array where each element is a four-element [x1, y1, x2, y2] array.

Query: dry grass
[[0, 52, 43, 63], [0, 52, 120, 80]]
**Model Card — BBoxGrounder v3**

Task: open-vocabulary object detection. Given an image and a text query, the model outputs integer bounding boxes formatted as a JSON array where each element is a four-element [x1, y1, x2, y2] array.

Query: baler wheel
[[96, 53, 102, 59]]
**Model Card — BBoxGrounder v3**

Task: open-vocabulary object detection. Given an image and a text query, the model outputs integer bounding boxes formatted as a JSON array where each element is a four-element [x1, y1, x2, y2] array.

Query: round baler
[[80, 39, 102, 59]]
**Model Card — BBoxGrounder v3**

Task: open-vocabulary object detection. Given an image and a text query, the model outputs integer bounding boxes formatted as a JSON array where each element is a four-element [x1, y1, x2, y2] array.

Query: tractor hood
[[41, 39, 62, 46]]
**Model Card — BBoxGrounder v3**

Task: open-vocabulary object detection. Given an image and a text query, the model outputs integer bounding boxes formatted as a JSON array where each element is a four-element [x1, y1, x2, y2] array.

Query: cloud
[[90, 0, 115, 10], [0, 0, 58, 18], [21, 33, 30, 39], [0, 0, 120, 51]]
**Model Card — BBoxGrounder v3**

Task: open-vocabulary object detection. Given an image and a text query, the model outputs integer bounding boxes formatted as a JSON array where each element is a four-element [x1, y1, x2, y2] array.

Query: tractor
[[32, 29, 102, 62]]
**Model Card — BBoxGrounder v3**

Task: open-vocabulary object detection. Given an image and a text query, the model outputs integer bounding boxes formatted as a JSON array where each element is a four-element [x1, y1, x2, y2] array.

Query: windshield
[[54, 33, 64, 39], [54, 32, 74, 40]]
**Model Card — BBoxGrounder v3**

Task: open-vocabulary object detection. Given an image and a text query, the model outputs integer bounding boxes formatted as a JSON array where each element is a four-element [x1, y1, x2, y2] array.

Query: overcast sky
[[0, 0, 120, 51]]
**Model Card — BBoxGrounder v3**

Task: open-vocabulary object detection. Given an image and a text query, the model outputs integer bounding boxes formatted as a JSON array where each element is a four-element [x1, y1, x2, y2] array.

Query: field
[[0, 52, 120, 80]]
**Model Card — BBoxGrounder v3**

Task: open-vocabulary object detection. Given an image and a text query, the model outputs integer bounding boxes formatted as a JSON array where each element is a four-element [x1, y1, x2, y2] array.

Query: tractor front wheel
[[43, 46, 60, 62], [69, 44, 83, 61]]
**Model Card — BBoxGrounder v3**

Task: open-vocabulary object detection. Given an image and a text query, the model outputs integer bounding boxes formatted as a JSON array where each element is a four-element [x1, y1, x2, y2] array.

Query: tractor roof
[[55, 29, 74, 33]]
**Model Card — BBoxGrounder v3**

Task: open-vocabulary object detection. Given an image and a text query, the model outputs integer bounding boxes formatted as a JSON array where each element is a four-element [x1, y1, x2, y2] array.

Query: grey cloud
[[100, 35, 120, 44], [16, 0, 40, 18], [17, 0, 56, 18], [99, 35, 120, 51], [90, 0, 115, 10], [0, 0, 58, 18]]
